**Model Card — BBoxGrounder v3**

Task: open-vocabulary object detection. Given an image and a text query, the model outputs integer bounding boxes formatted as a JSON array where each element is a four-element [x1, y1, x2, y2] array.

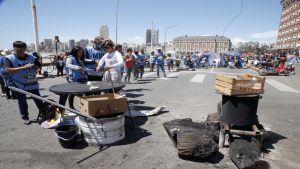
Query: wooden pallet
[[215, 73, 265, 96]]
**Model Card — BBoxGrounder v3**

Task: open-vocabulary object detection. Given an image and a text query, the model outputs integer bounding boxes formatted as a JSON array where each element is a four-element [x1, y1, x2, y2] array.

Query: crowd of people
[[1, 36, 298, 125], [0, 37, 174, 125]]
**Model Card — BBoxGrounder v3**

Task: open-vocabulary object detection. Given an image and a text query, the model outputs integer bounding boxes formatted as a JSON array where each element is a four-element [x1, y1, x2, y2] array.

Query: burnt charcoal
[[177, 128, 218, 160], [229, 139, 269, 169], [163, 118, 220, 145], [163, 118, 193, 127]]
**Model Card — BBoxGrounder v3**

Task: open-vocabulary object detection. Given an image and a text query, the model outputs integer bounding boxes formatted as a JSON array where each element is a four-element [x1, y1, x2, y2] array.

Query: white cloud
[[231, 37, 248, 47], [125, 36, 144, 44], [250, 30, 278, 39]]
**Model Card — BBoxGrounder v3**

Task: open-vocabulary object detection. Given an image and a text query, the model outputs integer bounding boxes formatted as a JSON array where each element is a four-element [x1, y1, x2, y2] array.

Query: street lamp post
[[31, 0, 40, 53], [164, 25, 179, 51], [116, 0, 120, 44]]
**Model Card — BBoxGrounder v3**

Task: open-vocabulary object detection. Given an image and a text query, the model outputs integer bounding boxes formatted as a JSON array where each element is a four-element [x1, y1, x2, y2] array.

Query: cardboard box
[[79, 93, 128, 117]]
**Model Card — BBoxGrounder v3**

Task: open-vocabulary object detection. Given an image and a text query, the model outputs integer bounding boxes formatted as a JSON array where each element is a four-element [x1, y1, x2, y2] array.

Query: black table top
[[49, 81, 126, 95]]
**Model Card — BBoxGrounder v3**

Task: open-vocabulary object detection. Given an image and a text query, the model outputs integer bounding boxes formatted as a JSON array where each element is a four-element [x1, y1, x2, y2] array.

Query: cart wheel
[[47, 64, 55, 73]]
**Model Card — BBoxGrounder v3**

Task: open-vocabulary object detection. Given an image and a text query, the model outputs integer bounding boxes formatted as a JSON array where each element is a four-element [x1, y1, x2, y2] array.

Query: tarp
[[200, 52, 220, 64], [287, 55, 298, 63], [224, 51, 241, 57]]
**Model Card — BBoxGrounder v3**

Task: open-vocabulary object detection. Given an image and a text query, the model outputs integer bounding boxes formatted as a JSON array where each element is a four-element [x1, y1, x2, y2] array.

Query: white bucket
[[75, 114, 125, 146]]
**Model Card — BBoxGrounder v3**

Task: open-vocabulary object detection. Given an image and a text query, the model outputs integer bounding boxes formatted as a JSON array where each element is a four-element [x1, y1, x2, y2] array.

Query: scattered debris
[[125, 106, 167, 117]]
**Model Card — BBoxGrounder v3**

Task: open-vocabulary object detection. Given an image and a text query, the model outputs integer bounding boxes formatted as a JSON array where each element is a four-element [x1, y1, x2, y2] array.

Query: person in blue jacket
[[156, 49, 167, 78], [4, 41, 43, 125], [85, 36, 105, 81], [58, 46, 88, 111], [137, 48, 146, 78]]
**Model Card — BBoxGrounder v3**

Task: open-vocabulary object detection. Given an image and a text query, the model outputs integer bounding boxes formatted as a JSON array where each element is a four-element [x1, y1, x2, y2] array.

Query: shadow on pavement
[[125, 93, 144, 98], [127, 100, 145, 105], [75, 146, 110, 164], [262, 131, 287, 153], [124, 88, 151, 92], [114, 127, 151, 146], [131, 81, 152, 85], [137, 78, 157, 82]]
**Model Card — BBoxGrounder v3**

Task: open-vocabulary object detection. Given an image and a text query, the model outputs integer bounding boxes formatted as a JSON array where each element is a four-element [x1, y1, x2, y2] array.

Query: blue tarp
[[287, 56, 298, 63], [200, 52, 220, 64]]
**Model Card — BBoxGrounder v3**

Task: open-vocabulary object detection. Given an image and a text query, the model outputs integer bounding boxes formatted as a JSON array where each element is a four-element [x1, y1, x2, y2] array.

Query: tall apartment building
[[43, 39, 52, 49], [145, 29, 152, 46], [68, 39, 76, 50], [100, 25, 109, 39], [145, 29, 159, 46], [173, 35, 231, 54], [276, 0, 300, 50], [152, 29, 159, 45]]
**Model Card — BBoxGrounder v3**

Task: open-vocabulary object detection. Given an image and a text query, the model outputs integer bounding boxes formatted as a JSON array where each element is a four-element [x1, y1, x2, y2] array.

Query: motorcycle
[[287, 62, 296, 75], [258, 61, 295, 76]]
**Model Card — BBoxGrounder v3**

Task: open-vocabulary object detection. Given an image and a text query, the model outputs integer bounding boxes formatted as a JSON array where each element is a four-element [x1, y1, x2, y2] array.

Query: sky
[[0, 0, 282, 49]]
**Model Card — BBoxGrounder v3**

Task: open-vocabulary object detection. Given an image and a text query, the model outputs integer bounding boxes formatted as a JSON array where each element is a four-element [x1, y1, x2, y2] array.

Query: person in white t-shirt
[[96, 39, 124, 82]]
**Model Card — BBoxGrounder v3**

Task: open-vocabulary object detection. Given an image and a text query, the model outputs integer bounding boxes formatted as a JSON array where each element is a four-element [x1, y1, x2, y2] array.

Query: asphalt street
[[0, 64, 300, 169]]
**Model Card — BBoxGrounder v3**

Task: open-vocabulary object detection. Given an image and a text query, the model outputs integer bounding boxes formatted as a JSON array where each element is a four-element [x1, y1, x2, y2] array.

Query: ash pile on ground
[[163, 118, 220, 160]]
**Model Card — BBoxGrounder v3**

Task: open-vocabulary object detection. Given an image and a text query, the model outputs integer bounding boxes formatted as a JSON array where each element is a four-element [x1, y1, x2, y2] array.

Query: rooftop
[[173, 36, 230, 41]]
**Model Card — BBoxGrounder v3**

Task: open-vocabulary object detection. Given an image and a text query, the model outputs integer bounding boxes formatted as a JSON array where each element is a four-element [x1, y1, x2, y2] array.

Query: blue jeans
[[138, 65, 145, 78], [124, 67, 133, 82], [157, 64, 166, 77], [13, 89, 43, 120]]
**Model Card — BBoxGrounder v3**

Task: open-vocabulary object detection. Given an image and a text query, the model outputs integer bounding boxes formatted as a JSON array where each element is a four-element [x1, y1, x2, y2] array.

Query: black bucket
[[55, 125, 78, 148], [221, 95, 259, 126]]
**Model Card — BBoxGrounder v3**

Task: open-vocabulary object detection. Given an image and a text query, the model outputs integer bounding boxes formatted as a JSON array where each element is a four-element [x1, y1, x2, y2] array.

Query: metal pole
[[164, 25, 179, 51], [31, 0, 40, 54], [151, 21, 153, 52], [116, 0, 120, 44], [9, 86, 97, 120]]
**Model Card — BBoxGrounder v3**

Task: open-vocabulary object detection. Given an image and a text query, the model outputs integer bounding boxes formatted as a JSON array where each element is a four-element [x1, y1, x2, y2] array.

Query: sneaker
[[1, 94, 6, 97], [23, 119, 31, 125]]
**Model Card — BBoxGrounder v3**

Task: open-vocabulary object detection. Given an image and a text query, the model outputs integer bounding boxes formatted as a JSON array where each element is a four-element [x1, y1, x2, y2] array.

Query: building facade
[[68, 39, 76, 50], [276, 0, 300, 50], [145, 29, 159, 46], [172, 36, 231, 54], [145, 29, 152, 46], [100, 25, 109, 39], [43, 39, 52, 50], [152, 29, 159, 46]]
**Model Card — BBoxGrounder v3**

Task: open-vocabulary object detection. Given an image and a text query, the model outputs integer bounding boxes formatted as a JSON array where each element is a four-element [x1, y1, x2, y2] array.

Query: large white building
[[172, 35, 231, 54], [100, 25, 109, 39]]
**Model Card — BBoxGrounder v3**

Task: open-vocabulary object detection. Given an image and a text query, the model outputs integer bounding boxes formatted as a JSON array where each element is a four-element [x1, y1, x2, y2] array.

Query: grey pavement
[[1, 64, 300, 169]]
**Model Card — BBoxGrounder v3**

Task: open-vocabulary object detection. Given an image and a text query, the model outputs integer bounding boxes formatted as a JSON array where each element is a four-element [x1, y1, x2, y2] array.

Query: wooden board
[[215, 73, 265, 96]]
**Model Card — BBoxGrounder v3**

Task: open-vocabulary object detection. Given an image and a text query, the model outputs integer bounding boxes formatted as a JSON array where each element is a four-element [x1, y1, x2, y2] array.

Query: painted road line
[[190, 74, 206, 83], [167, 72, 180, 78], [210, 67, 214, 72], [143, 72, 156, 77], [266, 79, 300, 93]]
